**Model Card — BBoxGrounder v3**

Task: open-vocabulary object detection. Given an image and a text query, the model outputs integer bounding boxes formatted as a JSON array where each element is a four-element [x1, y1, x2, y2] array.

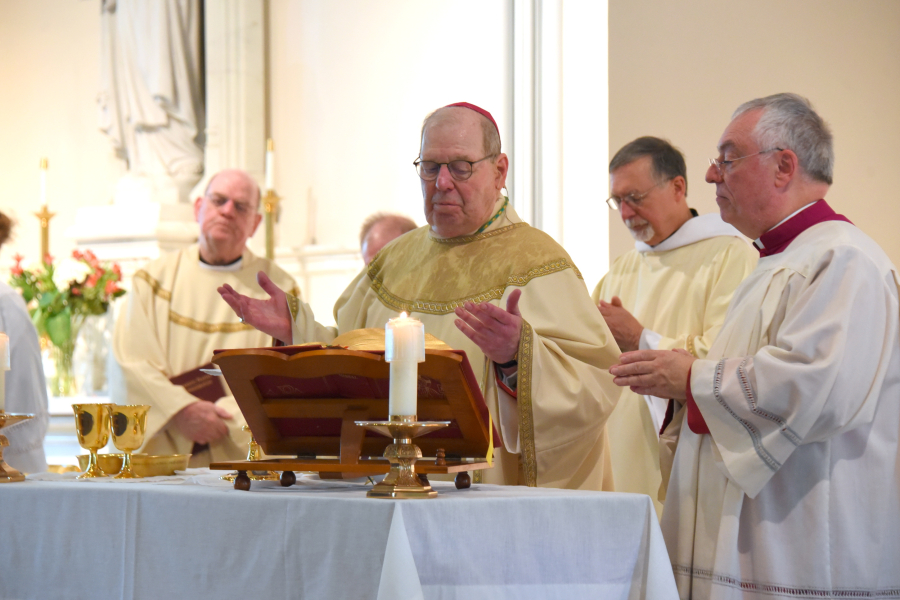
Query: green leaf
[[46, 309, 72, 348], [38, 290, 59, 309]]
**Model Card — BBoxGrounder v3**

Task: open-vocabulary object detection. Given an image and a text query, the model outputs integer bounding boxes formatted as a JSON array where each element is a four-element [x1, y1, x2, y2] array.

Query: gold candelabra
[[263, 189, 280, 260], [356, 415, 450, 499]]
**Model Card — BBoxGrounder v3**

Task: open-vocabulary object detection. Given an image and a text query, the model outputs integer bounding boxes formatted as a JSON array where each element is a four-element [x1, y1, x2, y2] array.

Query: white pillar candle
[[0, 334, 9, 412], [385, 313, 425, 417], [264, 139, 275, 192]]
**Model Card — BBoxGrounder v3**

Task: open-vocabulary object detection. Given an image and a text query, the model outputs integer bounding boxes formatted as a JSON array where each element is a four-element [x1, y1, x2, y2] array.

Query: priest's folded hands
[[609, 348, 695, 399]]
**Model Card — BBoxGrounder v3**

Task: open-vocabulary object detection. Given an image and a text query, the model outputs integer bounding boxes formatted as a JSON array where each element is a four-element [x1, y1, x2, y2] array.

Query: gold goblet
[[109, 405, 150, 479], [72, 403, 113, 479]]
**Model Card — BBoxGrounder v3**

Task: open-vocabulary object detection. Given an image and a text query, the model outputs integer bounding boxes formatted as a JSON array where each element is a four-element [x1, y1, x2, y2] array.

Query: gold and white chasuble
[[288, 200, 622, 489], [113, 245, 298, 465], [593, 214, 757, 514], [664, 221, 900, 598]]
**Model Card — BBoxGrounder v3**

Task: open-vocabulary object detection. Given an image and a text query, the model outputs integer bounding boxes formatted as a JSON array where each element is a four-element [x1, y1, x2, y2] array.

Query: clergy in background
[[610, 93, 900, 597], [593, 137, 757, 515], [359, 212, 417, 265], [113, 169, 298, 466], [220, 103, 622, 490]]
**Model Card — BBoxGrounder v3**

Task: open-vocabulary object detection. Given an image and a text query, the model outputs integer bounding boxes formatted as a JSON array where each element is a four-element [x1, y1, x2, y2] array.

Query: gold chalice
[[109, 405, 150, 479], [72, 403, 113, 479]]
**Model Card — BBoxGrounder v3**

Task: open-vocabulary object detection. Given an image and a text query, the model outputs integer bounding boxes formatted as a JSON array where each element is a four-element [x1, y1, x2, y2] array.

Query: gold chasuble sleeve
[[113, 246, 299, 464], [310, 214, 621, 491]]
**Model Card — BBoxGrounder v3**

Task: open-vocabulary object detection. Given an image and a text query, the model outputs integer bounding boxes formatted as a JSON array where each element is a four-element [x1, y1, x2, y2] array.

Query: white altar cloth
[[0, 472, 676, 599]]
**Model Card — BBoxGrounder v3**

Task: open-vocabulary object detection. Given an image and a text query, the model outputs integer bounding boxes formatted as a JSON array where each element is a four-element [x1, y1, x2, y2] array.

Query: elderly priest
[[113, 168, 298, 466], [610, 93, 900, 597], [219, 103, 622, 490], [593, 136, 756, 514]]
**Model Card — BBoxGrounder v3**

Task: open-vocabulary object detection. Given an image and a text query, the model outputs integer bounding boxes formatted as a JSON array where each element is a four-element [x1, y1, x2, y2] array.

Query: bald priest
[[219, 103, 622, 490], [114, 169, 298, 466]]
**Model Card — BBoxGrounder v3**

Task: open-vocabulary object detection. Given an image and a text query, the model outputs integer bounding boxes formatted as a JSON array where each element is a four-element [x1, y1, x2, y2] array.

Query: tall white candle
[[264, 139, 275, 192], [0, 334, 9, 412], [385, 313, 425, 417], [40, 157, 48, 207]]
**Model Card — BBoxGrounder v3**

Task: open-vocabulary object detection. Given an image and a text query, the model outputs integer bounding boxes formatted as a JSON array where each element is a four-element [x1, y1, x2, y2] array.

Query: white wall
[[267, 0, 512, 251], [608, 0, 900, 268], [0, 0, 123, 267]]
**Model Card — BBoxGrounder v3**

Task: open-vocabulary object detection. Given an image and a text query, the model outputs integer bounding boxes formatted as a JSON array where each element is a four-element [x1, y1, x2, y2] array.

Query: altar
[[0, 472, 677, 599]]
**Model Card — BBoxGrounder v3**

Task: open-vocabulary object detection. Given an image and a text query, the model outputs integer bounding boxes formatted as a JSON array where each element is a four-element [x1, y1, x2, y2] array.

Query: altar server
[[220, 103, 622, 490], [113, 169, 298, 466], [610, 93, 900, 598], [593, 137, 756, 514]]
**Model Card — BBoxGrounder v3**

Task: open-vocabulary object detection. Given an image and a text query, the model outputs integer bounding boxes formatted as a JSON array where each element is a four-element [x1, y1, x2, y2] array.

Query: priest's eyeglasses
[[708, 147, 784, 175], [606, 180, 667, 211], [414, 155, 497, 181]]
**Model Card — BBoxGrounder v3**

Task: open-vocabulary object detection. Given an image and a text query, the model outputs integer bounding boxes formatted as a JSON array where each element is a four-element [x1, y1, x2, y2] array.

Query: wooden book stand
[[208, 342, 497, 491]]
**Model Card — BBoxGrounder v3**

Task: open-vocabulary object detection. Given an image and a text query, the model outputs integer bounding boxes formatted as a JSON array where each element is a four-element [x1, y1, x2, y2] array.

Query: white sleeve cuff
[[639, 328, 662, 351]]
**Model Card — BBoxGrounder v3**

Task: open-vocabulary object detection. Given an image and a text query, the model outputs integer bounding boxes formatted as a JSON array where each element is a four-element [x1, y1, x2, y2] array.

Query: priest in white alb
[[594, 136, 756, 515], [219, 103, 622, 490], [113, 169, 298, 466], [610, 93, 900, 598]]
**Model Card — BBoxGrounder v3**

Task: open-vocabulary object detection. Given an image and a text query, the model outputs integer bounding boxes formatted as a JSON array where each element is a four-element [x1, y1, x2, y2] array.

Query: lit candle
[[40, 157, 48, 207], [0, 334, 9, 412], [385, 313, 425, 416], [264, 139, 275, 192]]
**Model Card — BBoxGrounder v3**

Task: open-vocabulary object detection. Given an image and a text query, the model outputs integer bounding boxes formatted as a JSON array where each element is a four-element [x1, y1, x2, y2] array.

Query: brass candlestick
[[34, 204, 56, 261], [0, 411, 35, 483], [221, 425, 279, 482], [263, 189, 281, 260], [355, 415, 449, 499]]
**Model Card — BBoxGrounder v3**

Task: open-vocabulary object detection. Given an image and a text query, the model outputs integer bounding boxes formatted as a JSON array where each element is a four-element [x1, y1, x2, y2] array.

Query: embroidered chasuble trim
[[168, 311, 253, 333], [369, 258, 581, 315], [686, 334, 698, 357], [429, 222, 533, 246], [517, 321, 537, 486], [286, 294, 301, 322], [134, 270, 172, 301], [672, 565, 900, 598], [714, 360, 781, 472]]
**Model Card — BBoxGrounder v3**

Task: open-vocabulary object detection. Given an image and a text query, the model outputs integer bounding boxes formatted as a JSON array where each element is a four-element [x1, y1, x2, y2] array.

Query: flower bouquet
[[10, 250, 126, 396]]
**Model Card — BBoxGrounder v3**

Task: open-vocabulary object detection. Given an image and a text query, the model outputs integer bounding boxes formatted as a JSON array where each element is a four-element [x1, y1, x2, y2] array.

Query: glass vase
[[50, 339, 78, 397]]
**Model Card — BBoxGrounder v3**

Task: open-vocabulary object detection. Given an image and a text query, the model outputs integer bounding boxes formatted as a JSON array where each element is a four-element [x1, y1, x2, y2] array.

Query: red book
[[169, 363, 226, 403]]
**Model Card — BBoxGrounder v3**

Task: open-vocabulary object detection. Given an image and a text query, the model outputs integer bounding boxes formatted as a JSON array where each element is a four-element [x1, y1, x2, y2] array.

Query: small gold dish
[[77, 453, 190, 477]]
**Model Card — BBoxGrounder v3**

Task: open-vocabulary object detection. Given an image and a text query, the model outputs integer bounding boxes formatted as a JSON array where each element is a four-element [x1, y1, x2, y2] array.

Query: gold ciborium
[[72, 403, 113, 479], [109, 405, 150, 479], [0, 411, 35, 483], [355, 415, 449, 499]]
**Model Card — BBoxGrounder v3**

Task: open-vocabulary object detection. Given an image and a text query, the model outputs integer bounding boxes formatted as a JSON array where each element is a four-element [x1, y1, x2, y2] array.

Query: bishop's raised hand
[[218, 271, 293, 344]]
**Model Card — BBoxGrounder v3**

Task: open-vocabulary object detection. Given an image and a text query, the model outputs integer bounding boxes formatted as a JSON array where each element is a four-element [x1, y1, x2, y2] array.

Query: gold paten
[[77, 453, 190, 477], [221, 425, 279, 482], [109, 405, 150, 479], [0, 412, 35, 482], [355, 415, 450, 499], [72, 403, 113, 479]]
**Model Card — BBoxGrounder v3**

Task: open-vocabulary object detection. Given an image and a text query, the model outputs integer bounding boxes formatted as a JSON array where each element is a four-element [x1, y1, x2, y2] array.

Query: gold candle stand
[[0, 412, 34, 483], [355, 415, 449, 499], [221, 425, 279, 482], [263, 189, 281, 260], [34, 205, 56, 261]]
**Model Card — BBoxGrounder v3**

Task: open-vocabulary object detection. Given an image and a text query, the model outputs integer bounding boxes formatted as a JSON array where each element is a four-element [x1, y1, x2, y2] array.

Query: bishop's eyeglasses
[[413, 155, 497, 181], [708, 147, 784, 176]]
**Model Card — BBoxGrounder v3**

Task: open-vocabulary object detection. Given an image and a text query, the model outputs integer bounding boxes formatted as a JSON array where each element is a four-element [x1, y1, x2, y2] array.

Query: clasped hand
[[609, 348, 696, 399]]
